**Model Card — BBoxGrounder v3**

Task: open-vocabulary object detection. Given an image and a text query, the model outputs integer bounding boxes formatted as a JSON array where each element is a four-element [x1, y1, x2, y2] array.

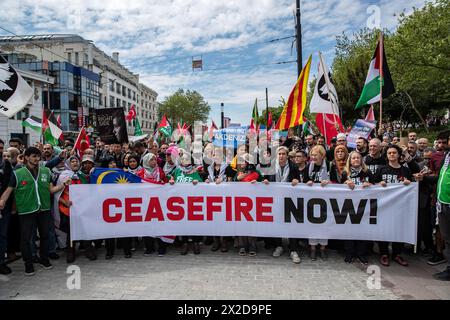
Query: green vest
[[437, 153, 450, 205], [14, 166, 52, 215]]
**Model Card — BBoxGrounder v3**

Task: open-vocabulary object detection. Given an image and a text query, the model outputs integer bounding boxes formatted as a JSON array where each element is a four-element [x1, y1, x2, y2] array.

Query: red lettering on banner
[[167, 197, 185, 221], [145, 198, 164, 221], [234, 197, 253, 221], [206, 197, 223, 221], [225, 197, 232, 221], [187, 197, 204, 220], [125, 198, 143, 222], [103, 198, 122, 223], [256, 197, 274, 222]]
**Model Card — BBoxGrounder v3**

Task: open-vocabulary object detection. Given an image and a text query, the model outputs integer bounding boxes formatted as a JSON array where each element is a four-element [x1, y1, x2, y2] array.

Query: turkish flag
[[315, 113, 344, 145], [125, 105, 137, 121], [74, 126, 90, 157]]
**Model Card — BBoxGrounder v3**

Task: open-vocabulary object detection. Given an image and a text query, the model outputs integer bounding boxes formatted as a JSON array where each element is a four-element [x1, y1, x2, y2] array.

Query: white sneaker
[[290, 251, 301, 264], [272, 246, 284, 257]]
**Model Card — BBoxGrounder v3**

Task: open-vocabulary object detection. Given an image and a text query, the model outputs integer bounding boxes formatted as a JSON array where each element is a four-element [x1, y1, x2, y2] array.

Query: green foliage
[[159, 89, 211, 125], [331, 0, 450, 126]]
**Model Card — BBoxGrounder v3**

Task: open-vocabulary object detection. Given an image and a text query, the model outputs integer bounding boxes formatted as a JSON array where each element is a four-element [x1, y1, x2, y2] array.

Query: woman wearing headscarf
[[163, 145, 178, 177], [233, 153, 262, 257], [136, 153, 168, 256], [54, 156, 92, 263], [169, 149, 204, 255], [330, 145, 349, 184], [126, 154, 142, 175]]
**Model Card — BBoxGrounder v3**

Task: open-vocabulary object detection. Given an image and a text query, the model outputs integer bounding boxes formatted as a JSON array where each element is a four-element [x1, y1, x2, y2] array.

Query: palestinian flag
[[355, 34, 395, 109], [22, 116, 42, 133], [250, 98, 259, 130], [42, 109, 62, 146], [302, 121, 315, 136], [158, 114, 172, 137], [275, 55, 312, 130]]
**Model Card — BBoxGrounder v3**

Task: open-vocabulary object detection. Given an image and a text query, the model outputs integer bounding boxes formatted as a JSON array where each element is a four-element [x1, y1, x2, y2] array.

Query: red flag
[[56, 114, 64, 142], [315, 113, 344, 145], [74, 126, 90, 157], [125, 105, 137, 121], [209, 121, 218, 140], [42, 108, 49, 133], [365, 105, 376, 122], [267, 112, 273, 129]]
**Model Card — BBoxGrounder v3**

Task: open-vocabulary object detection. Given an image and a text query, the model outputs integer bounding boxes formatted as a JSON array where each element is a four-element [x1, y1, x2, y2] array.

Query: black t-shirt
[[298, 166, 308, 183], [365, 155, 387, 175], [375, 164, 413, 183], [343, 168, 376, 185]]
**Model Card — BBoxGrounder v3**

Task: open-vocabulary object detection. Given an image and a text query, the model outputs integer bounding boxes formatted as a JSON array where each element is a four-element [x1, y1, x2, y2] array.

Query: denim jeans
[[0, 209, 11, 265]]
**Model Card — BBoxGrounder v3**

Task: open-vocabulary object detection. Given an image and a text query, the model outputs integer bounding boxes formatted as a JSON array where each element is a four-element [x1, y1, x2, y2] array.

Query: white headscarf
[[142, 153, 161, 182]]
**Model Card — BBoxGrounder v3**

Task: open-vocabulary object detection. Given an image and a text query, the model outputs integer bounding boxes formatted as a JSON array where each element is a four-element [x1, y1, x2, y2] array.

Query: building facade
[[0, 34, 158, 136], [138, 83, 158, 135]]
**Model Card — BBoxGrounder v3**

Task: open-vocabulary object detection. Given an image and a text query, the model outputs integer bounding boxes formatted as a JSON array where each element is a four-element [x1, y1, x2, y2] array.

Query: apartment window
[[109, 95, 115, 107], [122, 86, 126, 97], [116, 98, 121, 108], [128, 89, 131, 99], [132, 91, 136, 101], [99, 93, 103, 106], [109, 79, 114, 91], [75, 52, 79, 65], [122, 101, 126, 109], [67, 52, 72, 63], [116, 83, 121, 94]]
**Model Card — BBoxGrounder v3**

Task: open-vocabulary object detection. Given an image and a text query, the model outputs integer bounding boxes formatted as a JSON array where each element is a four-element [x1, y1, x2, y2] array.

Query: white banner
[[70, 183, 418, 244]]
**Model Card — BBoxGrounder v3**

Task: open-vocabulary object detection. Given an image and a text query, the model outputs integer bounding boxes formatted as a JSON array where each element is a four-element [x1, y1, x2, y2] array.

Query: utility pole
[[221, 103, 224, 129], [295, 0, 302, 77]]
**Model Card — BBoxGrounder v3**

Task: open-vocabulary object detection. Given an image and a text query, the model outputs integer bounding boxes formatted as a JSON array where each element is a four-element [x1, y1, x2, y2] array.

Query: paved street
[[1, 242, 448, 300]]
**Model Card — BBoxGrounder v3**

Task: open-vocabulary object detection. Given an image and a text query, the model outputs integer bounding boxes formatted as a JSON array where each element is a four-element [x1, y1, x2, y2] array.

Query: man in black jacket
[[262, 146, 301, 264], [0, 139, 13, 274]]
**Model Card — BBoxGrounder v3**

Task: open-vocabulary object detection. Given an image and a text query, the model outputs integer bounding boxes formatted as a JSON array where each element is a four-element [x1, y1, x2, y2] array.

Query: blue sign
[[212, 126, 250, 148]]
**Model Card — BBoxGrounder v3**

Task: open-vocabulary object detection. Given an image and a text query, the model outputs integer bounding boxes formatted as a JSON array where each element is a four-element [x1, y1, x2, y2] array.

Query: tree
[[331, 0, 450, 126], [158, 89, 211, 125], [388, 0, 450, 114]]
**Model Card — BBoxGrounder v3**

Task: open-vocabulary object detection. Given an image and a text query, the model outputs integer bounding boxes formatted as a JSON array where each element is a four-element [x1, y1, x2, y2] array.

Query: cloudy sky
[[0, 0, 429, 125]]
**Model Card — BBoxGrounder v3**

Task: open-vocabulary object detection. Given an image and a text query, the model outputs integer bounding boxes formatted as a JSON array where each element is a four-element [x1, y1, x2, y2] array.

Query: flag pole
[[319, 52, 338, 125], [379, 31, 384, 131], [322, 114, 327, 144], [265, 88, 269, 146]]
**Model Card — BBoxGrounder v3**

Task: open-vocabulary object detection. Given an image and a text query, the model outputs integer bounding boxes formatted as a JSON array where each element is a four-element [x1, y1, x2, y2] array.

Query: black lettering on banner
[[284, 198, 304, 223], [370, 199, 378, 224], [330, 199, 367, 224], [307, 198, 327, 224]]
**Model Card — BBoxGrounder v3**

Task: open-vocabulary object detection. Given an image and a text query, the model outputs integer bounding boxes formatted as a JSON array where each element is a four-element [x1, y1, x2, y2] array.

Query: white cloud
[[0, 0, 429, 125]]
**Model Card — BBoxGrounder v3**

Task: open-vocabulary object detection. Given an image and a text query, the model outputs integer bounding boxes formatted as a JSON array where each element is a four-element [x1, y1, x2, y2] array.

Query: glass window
[[109, 79, 114, 91], [75, 52, 79, 65], [109, 95, 115, 107], [116, 83, 121, 94], [122, 86, 126, 97], [117, 98, 121, 108]]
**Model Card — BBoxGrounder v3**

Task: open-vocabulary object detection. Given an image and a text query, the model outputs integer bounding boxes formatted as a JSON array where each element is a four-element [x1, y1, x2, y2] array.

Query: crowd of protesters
[[0, 125, 449, 282]]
